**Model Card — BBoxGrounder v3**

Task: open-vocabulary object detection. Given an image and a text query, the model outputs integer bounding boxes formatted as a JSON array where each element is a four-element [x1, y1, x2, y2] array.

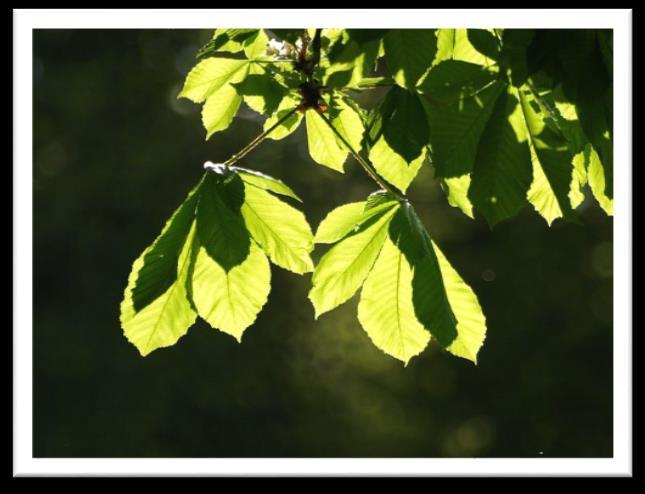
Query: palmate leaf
[[121, 167, 313, 353], [316, 197, 487, 365], [469, 86, 533, 228], [309, 200, 400, 318]]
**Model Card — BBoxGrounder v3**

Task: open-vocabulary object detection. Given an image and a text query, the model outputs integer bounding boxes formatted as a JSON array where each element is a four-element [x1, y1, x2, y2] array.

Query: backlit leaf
[[241, 182, 314, 274]]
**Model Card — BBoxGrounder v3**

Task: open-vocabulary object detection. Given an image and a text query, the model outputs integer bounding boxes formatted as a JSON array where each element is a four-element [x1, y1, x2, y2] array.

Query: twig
[[222, 107, 299, 167], [314, 108, 405, 200]]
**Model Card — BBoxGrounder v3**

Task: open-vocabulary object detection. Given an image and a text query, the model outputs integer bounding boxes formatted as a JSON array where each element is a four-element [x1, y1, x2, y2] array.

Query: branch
[[223, 107, 299, 167]]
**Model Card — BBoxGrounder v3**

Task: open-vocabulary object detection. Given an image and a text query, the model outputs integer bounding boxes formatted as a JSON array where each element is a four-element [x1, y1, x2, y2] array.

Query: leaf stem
[[313, 108, 405, 200], [223, 107, 299, 167]]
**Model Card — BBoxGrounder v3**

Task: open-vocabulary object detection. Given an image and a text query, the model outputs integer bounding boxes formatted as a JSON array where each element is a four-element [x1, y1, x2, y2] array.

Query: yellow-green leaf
[[178, 58, 249, 103], [309, 203, 399, 318], [241, 182, 314, 274], [121, 223, 198, 357], [191, 240, 271, 342], [314, 202, 366, 244], [357, 237, 431, 365], [202, 83, 243, 139]]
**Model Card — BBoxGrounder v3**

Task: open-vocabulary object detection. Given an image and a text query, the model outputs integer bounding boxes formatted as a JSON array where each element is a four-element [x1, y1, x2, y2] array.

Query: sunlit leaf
[[202, 83, 243, 138], [442, 175, 474, 219], [314, 202, 366, 244], [357, 237, 431, 365], [519, 87, 577, 225], [264, 93, 303, 140], [191, 239, 271, 342], [121, 219, 197, 356], [309, 201, 399, 318], [178, 58, 250, 103], [367, 87, 429, 192], [241, 182, 314, 274], [233, 166, 302, 202]]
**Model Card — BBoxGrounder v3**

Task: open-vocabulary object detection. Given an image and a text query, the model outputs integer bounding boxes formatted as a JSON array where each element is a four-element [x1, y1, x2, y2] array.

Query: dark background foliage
[[33, 29, 613, 457]]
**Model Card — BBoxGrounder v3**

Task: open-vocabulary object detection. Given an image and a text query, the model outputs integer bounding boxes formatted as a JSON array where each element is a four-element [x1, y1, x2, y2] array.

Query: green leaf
[[233, 73, 287, 116], [389, 204, 486, 362], [264, 94, 303, 141], [329, 96, 365, 154], [233, 166, 302, 202], [466, 29, 501, 62], [418, 59, 499, 103], [388, 205, 457, 349], [196, 173, 250, 270], [432, 239, 487, 363], [178, 57, 250, 103], [309, 202, 399, 318], [518, 87, 577, 225], [442, 175, 474, 219], [243, 29, 269, 59], [240, 182, 314, 274], [383, 29, 438, 89], [569, 150, 588, 209], [367, 87, 429, 192], [435, 29, 497, 67], [211, 29, 259, 53], [202, 82, 243, 139], [305, 110, 348, 172], [587, 144, 613, 215], [191, 239, 271, 342], [314, 202, 366, 244], [130, 183, 201, 312], [421, 71, 505, 178], [469, 86, 533, 228], [357, 237, 431, 365], [121, 222, 198, 357], [323, 30, 382, 89]]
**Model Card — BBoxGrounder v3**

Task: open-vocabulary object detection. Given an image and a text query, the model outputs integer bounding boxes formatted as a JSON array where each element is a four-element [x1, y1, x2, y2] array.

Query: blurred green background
[[33, 29, 613, 458]]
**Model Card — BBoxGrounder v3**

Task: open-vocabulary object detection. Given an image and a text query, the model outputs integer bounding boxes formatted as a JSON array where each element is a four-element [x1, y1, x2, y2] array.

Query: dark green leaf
[[469, 86, 532, 227], [196, 173, 250, 270]]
